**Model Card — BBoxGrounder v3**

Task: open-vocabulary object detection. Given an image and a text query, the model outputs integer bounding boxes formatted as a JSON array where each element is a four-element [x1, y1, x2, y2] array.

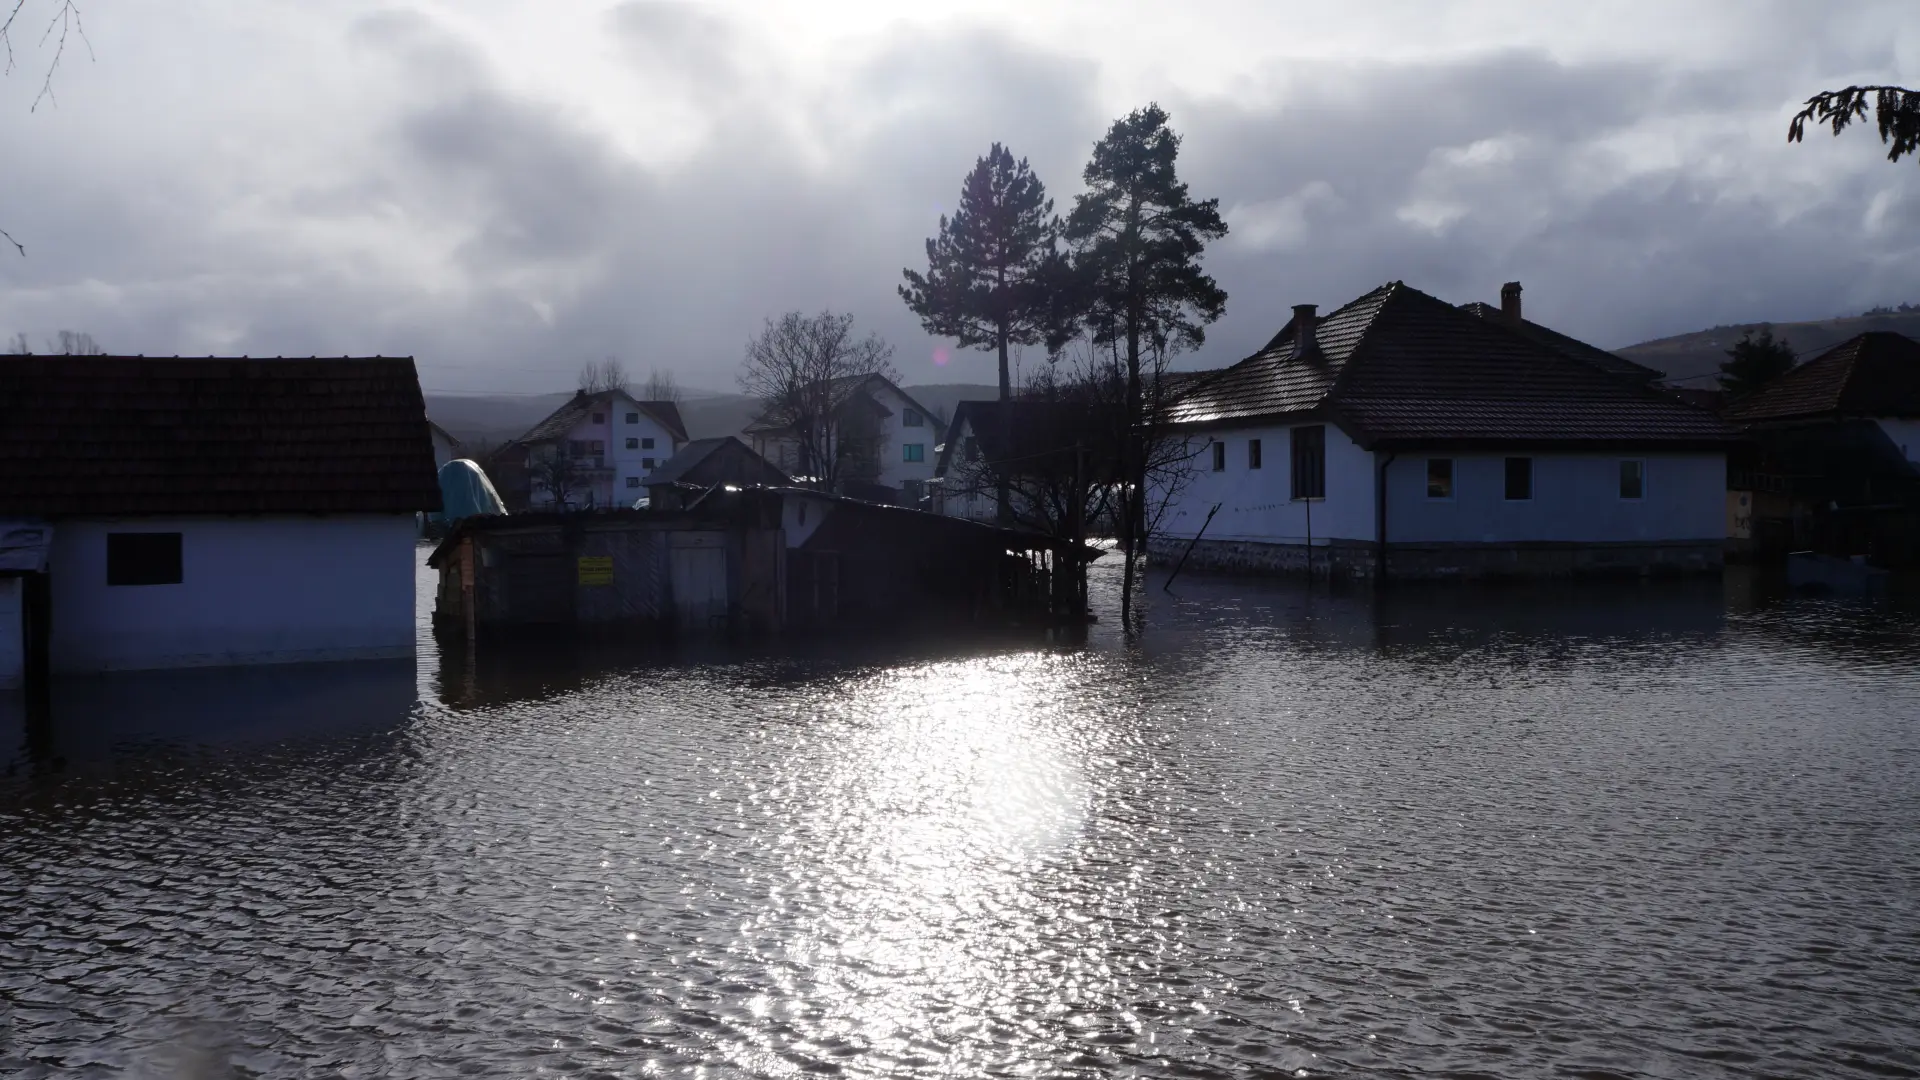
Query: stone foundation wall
[[1149, 537, 1724, 581]]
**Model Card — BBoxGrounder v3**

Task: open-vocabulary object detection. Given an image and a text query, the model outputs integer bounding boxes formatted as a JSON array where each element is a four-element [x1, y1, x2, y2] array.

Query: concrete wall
[[1877, 418, 1920, 463], [1157, 422, 1377, 544], [0, 576, 20, 690], [1384, 452, 1726, 543], [48, 515, 418, 673]]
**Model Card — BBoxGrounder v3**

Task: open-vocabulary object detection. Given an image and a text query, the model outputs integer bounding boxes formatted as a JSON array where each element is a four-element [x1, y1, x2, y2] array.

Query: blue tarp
[[433, 459, 508, 524]]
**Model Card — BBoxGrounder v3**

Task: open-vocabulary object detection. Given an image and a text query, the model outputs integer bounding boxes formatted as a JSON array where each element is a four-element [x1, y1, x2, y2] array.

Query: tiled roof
[[643, 436, 788, 488], [518, 391, 688, 445], [1459, 301, 1663, 384], [1169, 282, 1734, 447], [0, 355, 442, 517], [1723, 331, 1920, 423], [934, 398, 1106, 477]]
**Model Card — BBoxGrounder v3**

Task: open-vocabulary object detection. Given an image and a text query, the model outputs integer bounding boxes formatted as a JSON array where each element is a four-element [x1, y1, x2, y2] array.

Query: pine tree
[[1718, 326, 1797, 397], [1060, 104, 1227, 619]]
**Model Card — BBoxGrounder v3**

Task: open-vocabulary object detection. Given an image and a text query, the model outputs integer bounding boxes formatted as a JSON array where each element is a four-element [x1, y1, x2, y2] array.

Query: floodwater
[[3, 553, 1918, 1079]]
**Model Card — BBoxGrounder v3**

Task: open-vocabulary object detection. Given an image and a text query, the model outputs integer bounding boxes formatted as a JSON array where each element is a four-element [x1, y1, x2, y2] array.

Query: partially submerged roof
[[643, 435, 789, 488], [1723, 331, 1920, 424], [1459, 301, 1664, 384], [0, 355, 442, 516], [516, 390, 688, 445], [1169, 282, 1734, 448]]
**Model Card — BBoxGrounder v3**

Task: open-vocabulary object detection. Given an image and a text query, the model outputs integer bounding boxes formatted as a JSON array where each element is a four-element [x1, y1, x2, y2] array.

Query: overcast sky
[[0, 1, 1915, 393]]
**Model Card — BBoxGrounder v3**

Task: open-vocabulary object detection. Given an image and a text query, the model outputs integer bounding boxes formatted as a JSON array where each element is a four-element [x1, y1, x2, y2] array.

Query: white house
[[0, 355, 442, 686], [1156, 281, 1738, 579], [429, 420, 462, 470], [508, 390, 688, 510], [744, 374, 940, 503]]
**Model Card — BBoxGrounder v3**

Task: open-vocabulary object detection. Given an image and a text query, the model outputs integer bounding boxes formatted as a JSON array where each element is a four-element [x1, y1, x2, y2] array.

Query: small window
[[568, 439, 590, 458], [107, 532, 182, 586], [1619, 459, 1645, 500], [903, 443, 926, 463], [626, 476, 641, 489], [625, 437, 639, 450], [1504, 457, 1533, 501], [1290, 425, 1326, 499], [591, 413, 604, 424], [625, 412, 639, 424], [1211, 441, 1226, 471], [903, 408, 924, 427], [641, 437, 655, 450], [1248, 439, 1262, 469], [590, 441, 604, 456], [642, 457, 656, 469], [1426, 458, 1454, 499]]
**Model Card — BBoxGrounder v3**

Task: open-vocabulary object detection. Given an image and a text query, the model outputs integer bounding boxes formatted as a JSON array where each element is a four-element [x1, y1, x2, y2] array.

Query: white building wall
[[47, 515, 418, 673], [1384, 452, 1726, 543], [1875, 418, 1920, 463], [0, 576, 21, 690], [606, 397, 682, 504], [431, 428, 460, 471], [873, 384, 938, 495], [1157, 422, 1377, 544]]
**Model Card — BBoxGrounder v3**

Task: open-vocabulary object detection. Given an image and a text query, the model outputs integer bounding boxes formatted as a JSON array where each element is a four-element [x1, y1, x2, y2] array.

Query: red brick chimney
[[1500, 281, 1522, 322]]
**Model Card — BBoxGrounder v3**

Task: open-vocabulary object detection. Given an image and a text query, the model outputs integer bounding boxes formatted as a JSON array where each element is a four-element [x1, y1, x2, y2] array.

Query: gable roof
[[643, 436, 789, 489], [1458, 301, 1664, 384], [0, 355, 441, 516], [1169, 282, 1734, 448], [428, 420, 462, 448], [743, 373, 938, 436], [1723, 331, 1920, 424], [933, 398, 1108, 478], [516, 390, 688, 446]]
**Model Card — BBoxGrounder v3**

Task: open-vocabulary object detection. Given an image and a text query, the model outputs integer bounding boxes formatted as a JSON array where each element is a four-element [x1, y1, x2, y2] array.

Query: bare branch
[[0, 225, 20, 257]]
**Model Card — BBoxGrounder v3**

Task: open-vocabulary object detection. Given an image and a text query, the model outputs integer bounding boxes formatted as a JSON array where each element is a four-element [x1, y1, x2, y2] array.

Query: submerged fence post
[[1163, 502, 1222, 592]]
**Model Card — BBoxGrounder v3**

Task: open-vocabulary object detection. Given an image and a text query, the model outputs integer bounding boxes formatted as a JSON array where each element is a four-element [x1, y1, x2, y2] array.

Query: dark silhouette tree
[[1789, 85, 1920, 165], [901, 144, 1063, 522], [3, 0, 92, 255], [739, 311, 897, 494], [1718, 326, 1797, 397], [1060, 103, 1227, 620]]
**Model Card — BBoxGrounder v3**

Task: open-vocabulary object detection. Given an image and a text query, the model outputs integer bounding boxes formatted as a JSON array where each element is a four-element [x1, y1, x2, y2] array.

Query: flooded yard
[[2, 554, 1917, 1078]]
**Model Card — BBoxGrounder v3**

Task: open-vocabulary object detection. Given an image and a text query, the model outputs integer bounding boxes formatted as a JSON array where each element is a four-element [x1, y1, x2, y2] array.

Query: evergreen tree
[[1718, 326, 1797, 397], [1790, 85, 1920, 166], [1060, 103, 1227, 618]]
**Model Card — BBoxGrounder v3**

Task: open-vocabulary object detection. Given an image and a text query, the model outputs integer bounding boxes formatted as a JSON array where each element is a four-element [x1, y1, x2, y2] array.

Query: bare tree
[[3, 0, 93, 255], [48, 329, 101, 354], [577, 357, 630, 396], [642, 367, 683, 405], [4, 331, 30, 354], [527, 446, 585, 510], [738, 311, 898, 493]]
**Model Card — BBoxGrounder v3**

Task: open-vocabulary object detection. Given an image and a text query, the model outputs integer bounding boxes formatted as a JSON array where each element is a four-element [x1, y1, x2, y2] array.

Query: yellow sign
[[577, 556, 613, 586]]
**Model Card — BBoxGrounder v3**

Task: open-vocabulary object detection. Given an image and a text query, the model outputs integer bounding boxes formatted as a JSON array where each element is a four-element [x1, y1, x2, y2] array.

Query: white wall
[[1157, 422, 1377, 544], [48, 515, 418, 673], [1876, 418, 1920, 464], [874, 384, 939, 494], [1384, 452, 1726, 543], [529, 393, 683, 508], [0, 576, 21, 690], [431, 429, 459, 471]]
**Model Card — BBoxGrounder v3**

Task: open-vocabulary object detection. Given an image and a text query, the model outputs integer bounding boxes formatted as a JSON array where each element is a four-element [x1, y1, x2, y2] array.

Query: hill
[[424, 381, 1000, 454], [1617, 309, 1920, 387]]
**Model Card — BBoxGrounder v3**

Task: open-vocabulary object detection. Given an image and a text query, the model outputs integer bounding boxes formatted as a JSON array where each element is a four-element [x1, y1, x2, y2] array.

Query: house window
[[1619, 459, 1645, 500], [1291, 425, 1326, 499], [625, 437, 639, 450], [903, 443, 926, 463], [1211, 441, 1226, 471], [641, 437, 655, 449], [591, 441, 604, 456], [903, 408, 924, 427], [626, 412, 639, 424], [626, 476, 640, 488], [1427, 458, 1454, 499], [591, 413, 604, 424], [1248, 438, 1262, 469], [106, 532, 182, 586], [642, 457, 656, 469], [1504, 456, 1533, 500], [568, 439, 590, 458]]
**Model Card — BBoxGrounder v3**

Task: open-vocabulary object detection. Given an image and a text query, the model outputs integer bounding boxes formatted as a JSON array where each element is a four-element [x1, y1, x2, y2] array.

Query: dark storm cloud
[[0, 4, 1912, 391]]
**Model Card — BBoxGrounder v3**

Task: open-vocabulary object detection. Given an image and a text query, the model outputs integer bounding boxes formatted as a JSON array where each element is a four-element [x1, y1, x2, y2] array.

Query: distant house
[[429, 420, 462, 471], [743, 374, 940, 503], [643, 436, 790, 511], [931, 398, 1110, 527], [1458, 282, 1666, 386], [491, 390, 688, 511], [1158, 281, 1737, 579], [1722, 331, 1920, 565], [0, 356, 440, 686]]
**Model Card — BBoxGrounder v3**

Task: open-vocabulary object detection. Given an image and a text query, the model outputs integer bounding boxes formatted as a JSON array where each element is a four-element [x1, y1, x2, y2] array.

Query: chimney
[[1500, 281, 1522, 322], [1291, 304, 1322, 362]]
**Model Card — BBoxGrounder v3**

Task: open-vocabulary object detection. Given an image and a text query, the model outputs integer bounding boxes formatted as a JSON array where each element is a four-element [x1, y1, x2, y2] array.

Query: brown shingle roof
[[1169, 282, 1734, 448], [1723, 331, 1920, 424], [0, 355, 442, 517], [1458, 301, 1663, 384]]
